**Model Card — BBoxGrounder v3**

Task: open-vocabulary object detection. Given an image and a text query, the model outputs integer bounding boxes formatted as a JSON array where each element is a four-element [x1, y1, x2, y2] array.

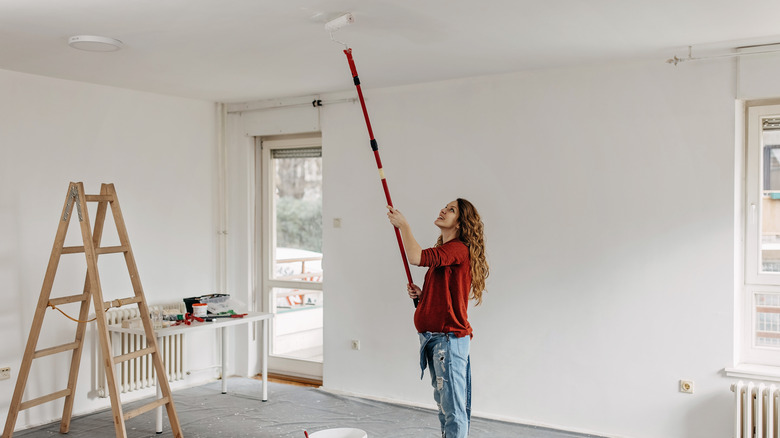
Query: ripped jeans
[[419, 332, 471, 438]]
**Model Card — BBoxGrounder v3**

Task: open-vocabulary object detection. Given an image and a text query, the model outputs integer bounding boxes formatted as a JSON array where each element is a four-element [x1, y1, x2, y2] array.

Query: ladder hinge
[[62, 186, 83, 222]]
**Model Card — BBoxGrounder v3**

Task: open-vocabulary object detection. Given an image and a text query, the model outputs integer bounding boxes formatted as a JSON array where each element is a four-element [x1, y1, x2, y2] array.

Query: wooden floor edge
[[254, 373, 322, 388]]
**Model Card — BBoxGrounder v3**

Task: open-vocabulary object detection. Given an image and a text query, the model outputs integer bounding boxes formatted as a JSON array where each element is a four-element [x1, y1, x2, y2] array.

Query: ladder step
[[19, 389, 71, 411], [34, 342, 80, 359], [48, 294, 89, 306], [123, 396, 170, 421], [85, 194, 114, 202], [95, 246, 128, 254], [104, 296, 143, 309], [113, 347, 156, 364], [61, 245, 128, 255]]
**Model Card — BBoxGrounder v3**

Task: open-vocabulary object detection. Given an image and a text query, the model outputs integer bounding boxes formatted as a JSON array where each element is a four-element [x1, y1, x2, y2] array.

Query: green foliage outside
[[276, 196, 322, 253]]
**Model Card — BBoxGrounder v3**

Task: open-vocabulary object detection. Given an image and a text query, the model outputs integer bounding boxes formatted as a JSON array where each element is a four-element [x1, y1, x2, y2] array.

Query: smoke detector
[[68, 35, 124, 52]]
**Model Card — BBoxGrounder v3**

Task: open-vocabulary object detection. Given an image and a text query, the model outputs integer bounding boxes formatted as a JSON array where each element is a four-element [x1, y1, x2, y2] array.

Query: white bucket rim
[[308, 428, 367, 438]]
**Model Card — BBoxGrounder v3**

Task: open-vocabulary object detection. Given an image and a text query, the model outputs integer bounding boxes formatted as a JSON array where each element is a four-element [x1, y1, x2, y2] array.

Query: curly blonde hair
[[436, 198, 489, 305]]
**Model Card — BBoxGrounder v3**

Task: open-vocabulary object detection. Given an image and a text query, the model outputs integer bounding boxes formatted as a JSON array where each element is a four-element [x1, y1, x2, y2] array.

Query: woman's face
[[434, 200, 459, 231]]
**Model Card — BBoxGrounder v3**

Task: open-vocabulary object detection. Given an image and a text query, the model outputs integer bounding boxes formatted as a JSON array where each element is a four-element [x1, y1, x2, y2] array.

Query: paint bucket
[[309, 429, 367, 438], [192, 303, 208, 318]]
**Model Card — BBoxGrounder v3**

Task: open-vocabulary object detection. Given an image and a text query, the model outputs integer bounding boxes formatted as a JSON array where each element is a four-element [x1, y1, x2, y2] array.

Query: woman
[[387, 198, 488, 438]]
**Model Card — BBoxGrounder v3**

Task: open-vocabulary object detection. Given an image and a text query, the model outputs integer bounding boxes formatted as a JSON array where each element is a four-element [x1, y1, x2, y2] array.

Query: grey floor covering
[[14, 378, 602, 438]]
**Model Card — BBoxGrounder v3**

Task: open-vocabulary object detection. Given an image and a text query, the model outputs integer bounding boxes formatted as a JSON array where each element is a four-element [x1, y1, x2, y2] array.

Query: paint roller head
[[325, 13, 354, 33]]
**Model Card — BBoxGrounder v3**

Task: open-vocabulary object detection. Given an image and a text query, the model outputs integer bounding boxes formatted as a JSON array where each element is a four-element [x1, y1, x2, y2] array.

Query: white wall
[[229, 56, 742, 438], [322, 59, 739, 438], [0, 69, 218, 431]]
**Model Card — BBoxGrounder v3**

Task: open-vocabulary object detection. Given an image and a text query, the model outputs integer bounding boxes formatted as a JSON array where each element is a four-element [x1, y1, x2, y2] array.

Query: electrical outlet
[[0, 367, 10, 381], [680, 380, 694, 394], [351, 340, 360, 350]]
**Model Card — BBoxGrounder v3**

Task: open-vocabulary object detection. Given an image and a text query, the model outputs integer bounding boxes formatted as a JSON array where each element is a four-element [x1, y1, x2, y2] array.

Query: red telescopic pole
[[343, 48, 417, 307]]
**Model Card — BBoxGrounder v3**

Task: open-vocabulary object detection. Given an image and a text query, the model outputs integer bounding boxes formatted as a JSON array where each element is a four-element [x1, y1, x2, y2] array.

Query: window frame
[[741, 103, 780, 367]]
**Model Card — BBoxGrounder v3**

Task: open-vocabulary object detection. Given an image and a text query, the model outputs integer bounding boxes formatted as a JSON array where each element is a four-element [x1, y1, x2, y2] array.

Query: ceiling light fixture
[[68, 35, 124, 52]]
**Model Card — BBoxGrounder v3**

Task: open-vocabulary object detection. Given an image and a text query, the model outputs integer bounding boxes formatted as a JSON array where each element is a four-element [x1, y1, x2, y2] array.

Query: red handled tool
[[342, 48, 417, 308]]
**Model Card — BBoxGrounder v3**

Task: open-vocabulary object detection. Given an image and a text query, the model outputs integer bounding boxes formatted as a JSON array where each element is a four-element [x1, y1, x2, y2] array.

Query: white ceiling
[[3, 0, 780, 103]]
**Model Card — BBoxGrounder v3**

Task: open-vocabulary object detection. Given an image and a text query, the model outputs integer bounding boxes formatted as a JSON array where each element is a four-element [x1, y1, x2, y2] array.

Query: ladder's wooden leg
[[72, 183, 129, 438], [107, 184, 183, 437], [60, 283, 92, 433], [60, 189, 108, 433], [3, 183, 77, 438], [58, 289, 93, 434], [153, 346, 184, 437]]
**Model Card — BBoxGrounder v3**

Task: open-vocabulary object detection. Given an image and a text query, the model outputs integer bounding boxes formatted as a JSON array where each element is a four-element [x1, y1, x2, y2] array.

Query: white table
[[107, 311, 274, 433]]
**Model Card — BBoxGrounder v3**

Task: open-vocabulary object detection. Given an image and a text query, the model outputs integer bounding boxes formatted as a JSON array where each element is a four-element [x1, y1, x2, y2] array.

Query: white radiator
[[102, 304, 185, 395], [732, 381, 780, 438]]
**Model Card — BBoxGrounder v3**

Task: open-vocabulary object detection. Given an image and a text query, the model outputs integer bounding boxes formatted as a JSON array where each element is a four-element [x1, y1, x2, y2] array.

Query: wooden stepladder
[[2, 182, 183, 438]]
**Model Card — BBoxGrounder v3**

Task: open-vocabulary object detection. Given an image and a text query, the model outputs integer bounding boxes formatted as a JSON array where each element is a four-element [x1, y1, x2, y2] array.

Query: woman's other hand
[[407, 283, 422, 300]]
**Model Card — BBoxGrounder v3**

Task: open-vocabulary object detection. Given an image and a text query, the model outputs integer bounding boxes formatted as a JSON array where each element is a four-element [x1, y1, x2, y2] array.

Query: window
[[741, 104, 780, 367], [270, 146, 323, 286], [259, 135, 323, 378]]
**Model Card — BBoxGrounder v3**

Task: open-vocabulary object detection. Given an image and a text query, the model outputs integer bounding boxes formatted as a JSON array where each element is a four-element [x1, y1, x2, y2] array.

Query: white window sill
[[725, 364, 780, 382]]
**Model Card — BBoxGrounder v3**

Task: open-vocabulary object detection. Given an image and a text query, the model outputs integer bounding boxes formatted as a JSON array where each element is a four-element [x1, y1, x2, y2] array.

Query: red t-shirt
[[414, 239, 473, 338]]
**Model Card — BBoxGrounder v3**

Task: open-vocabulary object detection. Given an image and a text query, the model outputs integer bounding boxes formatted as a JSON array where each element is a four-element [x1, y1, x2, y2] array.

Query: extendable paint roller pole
[[343, 48, 417, 308], [326, 13, 417, 307]]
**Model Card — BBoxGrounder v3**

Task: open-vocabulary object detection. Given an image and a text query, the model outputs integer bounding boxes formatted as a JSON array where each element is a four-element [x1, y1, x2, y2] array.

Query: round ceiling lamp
[[68, 35, 124, 52]]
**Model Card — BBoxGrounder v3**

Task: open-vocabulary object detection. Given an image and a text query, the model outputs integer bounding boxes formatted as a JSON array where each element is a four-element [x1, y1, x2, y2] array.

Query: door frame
[[255, 134, 323, 379]]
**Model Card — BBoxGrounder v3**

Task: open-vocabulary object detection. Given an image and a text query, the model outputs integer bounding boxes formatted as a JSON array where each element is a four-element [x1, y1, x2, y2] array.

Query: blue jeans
[[419, 332, 471, 438]]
